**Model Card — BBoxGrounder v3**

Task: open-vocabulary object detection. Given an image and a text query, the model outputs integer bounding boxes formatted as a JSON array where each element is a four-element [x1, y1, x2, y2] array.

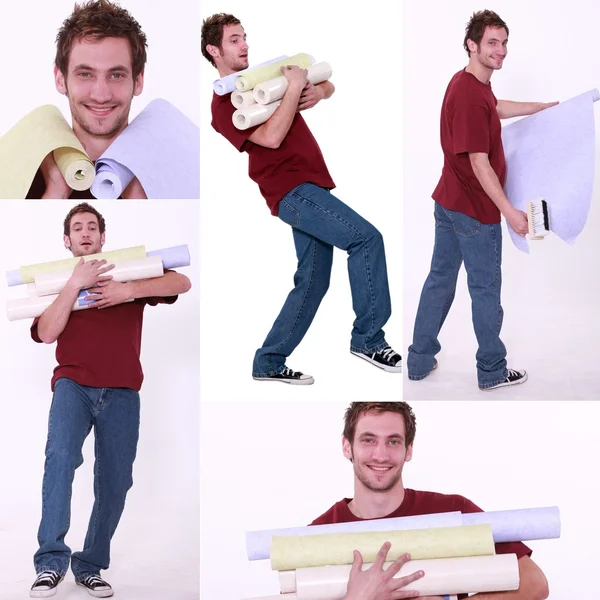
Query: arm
[[496, 100, 558, 119], [298, 80, 335, 111], [469, 152, 528, 236], [247, 65, 307, 149]]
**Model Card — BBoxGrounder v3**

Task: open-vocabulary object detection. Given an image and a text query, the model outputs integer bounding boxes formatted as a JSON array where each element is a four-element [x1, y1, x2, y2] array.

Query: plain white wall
[[403, 0, 600, 400], [0, 200, 199, 598], [200, 400, 600, 600], [0, 0, 199, 129], [200, 0, 403, 400]]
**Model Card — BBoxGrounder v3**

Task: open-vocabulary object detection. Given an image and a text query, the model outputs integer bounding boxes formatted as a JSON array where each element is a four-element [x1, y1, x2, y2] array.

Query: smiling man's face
[[64, 212, 105, 256]]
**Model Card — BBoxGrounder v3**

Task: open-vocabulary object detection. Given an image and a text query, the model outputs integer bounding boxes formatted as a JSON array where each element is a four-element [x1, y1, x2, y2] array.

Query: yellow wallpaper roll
[[235, 53, 314, 92], [0, 105, 94, 198], [270, 524, 495, 571], [18, 246, 147, 284]]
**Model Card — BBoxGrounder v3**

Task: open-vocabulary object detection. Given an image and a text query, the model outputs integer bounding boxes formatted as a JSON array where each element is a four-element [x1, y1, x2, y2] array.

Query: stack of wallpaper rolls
[[5, 244, 190, 321], [213, 53, 332, 131], [0, 99, 199, 199], [243, 506, 561, 599]]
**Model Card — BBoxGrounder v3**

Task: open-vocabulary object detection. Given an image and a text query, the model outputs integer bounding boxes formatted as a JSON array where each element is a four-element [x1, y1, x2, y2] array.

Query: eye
[[78, 72, 91, 78], [110, 73, 125, 79]]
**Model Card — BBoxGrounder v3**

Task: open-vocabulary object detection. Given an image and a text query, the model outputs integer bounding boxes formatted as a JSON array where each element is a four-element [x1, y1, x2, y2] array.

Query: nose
[[89, 77, 112, 103], [371, 441, 390, 462], [241, 40, 249, 53]]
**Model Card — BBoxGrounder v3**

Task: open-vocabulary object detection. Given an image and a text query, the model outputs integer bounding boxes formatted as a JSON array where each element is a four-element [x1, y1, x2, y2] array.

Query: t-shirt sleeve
[[451, 103, 491, 155], [211, 95, 255, 152], [30, 317, 43, 343]]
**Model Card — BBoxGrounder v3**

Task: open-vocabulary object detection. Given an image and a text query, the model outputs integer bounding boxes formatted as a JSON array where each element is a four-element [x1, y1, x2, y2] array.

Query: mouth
[[367, 465, 392, 473], [84, 105, 117, 117], [239, 53, 248, 60], [81, 241, 92, 247]]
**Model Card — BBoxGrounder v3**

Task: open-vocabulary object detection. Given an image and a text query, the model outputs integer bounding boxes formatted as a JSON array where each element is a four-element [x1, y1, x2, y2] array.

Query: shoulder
[[408, 488, 482, 513], [310, 499, 351, 525]]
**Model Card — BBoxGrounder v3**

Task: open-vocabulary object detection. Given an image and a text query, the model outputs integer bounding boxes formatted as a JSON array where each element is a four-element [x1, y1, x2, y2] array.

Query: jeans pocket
[[278, 198, 300, 227], [444, 207, 481, 236]]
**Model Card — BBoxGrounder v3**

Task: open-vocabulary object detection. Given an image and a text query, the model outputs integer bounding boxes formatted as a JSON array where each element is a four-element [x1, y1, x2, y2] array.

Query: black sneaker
[[253, 366, 314, 385], [351, 346, 402, 373], [481, 368, 528, 391], [76, 574, 114, 598], [30, 571, 64, 598]]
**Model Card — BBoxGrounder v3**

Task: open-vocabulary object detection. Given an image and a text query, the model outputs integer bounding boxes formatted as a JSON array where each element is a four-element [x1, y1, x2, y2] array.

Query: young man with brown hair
[[312, 402, 549, 600], [407, 10, 557, 391], [29, 203, 190, 598], [202, 14, 402, 385], [30, 0, 148, 199]]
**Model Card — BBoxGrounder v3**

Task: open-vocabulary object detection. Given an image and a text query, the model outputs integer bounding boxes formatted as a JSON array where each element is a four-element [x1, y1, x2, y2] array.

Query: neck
[[72, 120, 127, 161], [465, 59, 492, 85], [348, 481, 406, 519]]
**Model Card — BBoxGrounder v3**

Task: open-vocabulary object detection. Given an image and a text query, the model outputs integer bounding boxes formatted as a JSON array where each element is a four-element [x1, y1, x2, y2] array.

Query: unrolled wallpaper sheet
[[33, 256, 164, 296], [502, 89, 599, 252], [213, 56, 288, 96], [270, 524, 495, 571], [247, 511, 463, 561], [0, 105, 95, 199], [235, 53, 314, 92], [288, 554, 519, 599], [91, 99, 199, 199]]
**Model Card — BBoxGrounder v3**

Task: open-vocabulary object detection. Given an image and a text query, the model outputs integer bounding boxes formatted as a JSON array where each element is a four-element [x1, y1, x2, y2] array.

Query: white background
[[0, 0, 199, 129], [200, 400, 600, 600], [0, 201, 199, 599], [403, 0, 600, 400], [200, 0, 403, 400]]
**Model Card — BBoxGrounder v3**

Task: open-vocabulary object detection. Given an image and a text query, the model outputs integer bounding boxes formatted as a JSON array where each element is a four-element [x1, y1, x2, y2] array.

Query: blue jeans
[[34, 378, 140, 578], [253, 183, 392, 376], [407, 202, 508, 388]]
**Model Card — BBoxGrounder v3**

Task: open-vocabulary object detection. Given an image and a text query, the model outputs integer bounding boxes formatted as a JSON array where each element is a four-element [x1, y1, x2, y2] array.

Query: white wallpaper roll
[[279, 571, 297, 594], [7, 292, 84, 321], [233, 102, 281, 131], [231, 89, 258, 109], [292, 554, 519, 599], [253, 62, 333, 105], [34, 256, 164, 297]]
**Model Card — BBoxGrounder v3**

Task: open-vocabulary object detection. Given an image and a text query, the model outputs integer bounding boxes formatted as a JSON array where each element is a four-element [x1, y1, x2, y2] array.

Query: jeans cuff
[[350, 341, 388, 354], [252, 366, 286, 377]]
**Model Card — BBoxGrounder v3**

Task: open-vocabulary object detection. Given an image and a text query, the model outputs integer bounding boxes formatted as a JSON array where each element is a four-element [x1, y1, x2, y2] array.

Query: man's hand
[[40, 152, 71, 199], [298, 81, 324, 111], [85, 280, 133, 309], [533, 101, 559, 113], [281, 64, 308, 90], [122, 176, 147, 199], [506, 207, 529, 236], [66, 259, 114, 292], [344, 542, 424, 600]]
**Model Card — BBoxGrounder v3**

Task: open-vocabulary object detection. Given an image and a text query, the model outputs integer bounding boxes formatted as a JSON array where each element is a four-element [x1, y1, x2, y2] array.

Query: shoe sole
[[252, 376, 315, 385], [350, 351, 402, 373], [481, 372, 528, 391], [76, 582, 114, 598], [30, 590, 58, 599]]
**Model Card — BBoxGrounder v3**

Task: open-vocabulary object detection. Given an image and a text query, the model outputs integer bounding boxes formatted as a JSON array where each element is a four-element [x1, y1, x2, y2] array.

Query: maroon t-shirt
[[211, 92, 336, 216], [432, 69, 506, 224], [312, 489, 531, 599], [31, 296, 176, 391]]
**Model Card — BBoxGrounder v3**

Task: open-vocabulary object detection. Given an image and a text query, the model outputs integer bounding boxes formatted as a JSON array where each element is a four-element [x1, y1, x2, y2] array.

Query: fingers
[[384, 552, 412, 578], [391, 567, 424, 590], [373, 541, 391, 569], [349, 549, 363, 578]]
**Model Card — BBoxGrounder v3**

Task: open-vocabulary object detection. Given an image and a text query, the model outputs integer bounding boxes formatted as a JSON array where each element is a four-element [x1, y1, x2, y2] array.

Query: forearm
[[125, 271, 191, 300], [316, 80, 335, 99], [37, 285, 80, 343], [496, 100, 549, 119], [469, 154, 513, 216]]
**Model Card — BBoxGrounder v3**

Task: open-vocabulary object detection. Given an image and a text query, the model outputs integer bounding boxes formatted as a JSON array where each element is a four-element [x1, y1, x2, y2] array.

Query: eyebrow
[[72, 63, 130, 72], [71, 220, 98, 227], [359, 431, 405, 441]]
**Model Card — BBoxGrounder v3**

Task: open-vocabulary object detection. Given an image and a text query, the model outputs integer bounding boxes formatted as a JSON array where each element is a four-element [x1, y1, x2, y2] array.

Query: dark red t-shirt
[[312, 489, 531, 599], [210, 92, 336, 216], [31, 296, 176, 391], [432, 69, 505, 224]]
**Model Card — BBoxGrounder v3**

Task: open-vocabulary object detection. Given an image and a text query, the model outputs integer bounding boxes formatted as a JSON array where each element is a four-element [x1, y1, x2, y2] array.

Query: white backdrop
[[0, 0, 199, 130], [0, 201, 199, 599], [200, 400, 600, 600], [200, 0, 403, 400], [403, 0, 600, 400]]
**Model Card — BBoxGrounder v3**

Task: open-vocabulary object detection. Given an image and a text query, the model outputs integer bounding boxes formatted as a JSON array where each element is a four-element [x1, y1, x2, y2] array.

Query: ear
[[206, 44, 221, 60], [405, 443, 413, 463], [133, 69, 144, 97], [100, 232, 106, 248], [342, 436, 353, 461], [63, 234, 71, 250], [55, 65, 67, 95], [466, 38, 478, 54]]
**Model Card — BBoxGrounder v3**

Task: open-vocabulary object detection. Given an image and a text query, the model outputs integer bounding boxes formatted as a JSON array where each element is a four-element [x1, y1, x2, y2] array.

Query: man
[[312, 402, 549, 600], [29, 0, 147, 199], [202, 13, 401, 384], [406, 10, 557, 390], [29, 203, 191, 598]]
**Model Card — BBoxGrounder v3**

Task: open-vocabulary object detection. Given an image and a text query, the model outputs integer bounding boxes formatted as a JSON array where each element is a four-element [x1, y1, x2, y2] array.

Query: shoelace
[[34, 571, 61, 587], [378, 347, 398, 360], [507, 369, 520, 378], [82, 574, 108, 588], [281, 367, 299, 377]]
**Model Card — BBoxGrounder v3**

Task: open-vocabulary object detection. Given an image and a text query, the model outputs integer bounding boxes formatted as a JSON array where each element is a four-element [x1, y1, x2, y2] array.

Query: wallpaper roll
[[235, 53, 314, 92], [232, 89, 258, 109], [0, 105, 94, 199], [253, 61, 333, 105], [147, 244, 191, 269], [279, 571, 296, 594], [247, 511, 463, 561], [233, 102, 281, 130], [6, 246, 147, 286], [34, 256, 164, 296], [213, 56, 288, 96], [7, 289, 93, 321], [463, 506, 561, 543], [291, 554, 519, 599], [502, 89, 599, 252], [243, 596, 297, 600], [91, 99, 199, 199], [270, 524, 495, 571]]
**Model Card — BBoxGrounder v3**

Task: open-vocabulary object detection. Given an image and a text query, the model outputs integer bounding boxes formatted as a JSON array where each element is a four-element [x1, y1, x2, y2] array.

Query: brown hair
[[343, 402, 416, 448], [463, 10, 509, 55], [55, 0, 148, 78], [201, 13, 242, 67], [63, 202, 106, 236]]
